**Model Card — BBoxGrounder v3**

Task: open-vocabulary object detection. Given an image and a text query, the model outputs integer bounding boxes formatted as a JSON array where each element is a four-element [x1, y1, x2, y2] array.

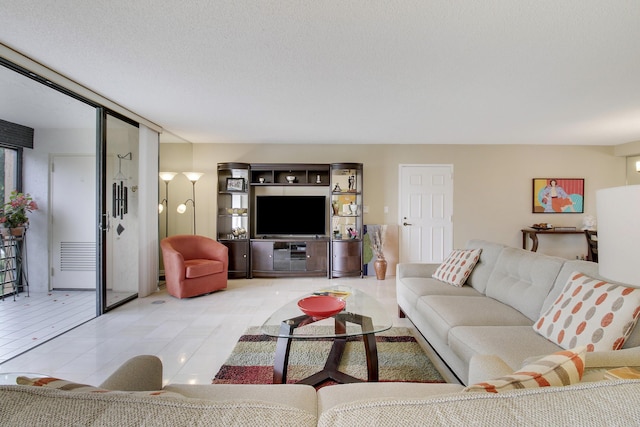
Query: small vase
[[374, 258, 387, 280]]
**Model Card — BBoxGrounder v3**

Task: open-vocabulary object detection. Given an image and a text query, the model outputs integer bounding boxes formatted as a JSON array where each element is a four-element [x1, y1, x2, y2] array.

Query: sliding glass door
[[99, 112, 139, 311], [1, 57, 146, 318]]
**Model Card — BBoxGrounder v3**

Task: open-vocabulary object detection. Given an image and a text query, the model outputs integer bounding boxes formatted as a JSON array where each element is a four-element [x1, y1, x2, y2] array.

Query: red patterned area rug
[[212, 326, 445, 386]]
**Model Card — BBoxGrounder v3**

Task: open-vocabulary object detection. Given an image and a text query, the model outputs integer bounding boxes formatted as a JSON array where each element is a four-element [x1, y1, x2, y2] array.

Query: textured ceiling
[[1, 1, 640, 145]]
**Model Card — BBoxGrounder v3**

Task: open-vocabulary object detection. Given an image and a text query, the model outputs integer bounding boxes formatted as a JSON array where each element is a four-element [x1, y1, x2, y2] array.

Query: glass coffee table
[[261, 285, 392, 386]]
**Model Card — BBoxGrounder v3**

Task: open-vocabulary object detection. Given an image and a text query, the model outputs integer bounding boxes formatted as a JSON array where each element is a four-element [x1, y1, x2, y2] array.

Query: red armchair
[[160, 235, 228, 298]]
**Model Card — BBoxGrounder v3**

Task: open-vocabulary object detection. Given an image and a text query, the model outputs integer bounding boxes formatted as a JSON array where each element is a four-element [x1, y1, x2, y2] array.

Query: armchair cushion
[[185, 259, 225, 278]]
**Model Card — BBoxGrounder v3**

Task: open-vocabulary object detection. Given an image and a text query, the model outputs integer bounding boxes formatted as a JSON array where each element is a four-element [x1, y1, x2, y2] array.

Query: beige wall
[[160, 143, 626, 260]]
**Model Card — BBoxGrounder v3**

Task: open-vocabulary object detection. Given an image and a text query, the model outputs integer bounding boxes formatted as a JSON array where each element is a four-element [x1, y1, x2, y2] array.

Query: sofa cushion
[[396, 276, 483, 318], [185, 259, 224, 278], [417, 295, 533, 343], [463, 240, 506, 294], [448, 325, 563, 372], [485, 247, 565, 321], [164, 384, 317, 415], [317, 381, 640, 427], [399, 277, 483, 299], [1, 386, 317, 427], [316, 382, 464, 414], [432, 248, 482, 287], [541, 260, 600, 314], [533, 272, 640, 351], [463, 346, 586, 393]]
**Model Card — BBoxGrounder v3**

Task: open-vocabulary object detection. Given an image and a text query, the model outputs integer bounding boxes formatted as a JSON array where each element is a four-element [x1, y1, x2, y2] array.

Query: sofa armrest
[[522, 346, 640, 370], [467, 354, 515, 385], [99, 355, 163, 391], [585, 347, 640, 369], [396, 263, 440, 279]]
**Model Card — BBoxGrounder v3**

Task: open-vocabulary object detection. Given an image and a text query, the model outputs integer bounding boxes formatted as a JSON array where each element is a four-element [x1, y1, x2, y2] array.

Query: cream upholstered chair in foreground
[[161, 235, 228, 298]]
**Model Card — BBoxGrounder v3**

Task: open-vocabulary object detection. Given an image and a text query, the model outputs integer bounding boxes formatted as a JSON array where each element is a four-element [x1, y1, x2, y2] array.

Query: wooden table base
[[273, 311, 378, 386]]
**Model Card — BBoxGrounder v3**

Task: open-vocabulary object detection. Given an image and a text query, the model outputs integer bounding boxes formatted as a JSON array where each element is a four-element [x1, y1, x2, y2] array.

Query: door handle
[[99, 213, 111, 232], [403, 222, 412, 226]]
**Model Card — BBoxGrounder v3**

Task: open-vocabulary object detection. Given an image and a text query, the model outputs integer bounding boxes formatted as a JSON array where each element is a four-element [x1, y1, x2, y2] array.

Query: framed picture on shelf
[[226, 177, 245, 192], [532, 178, 584, 213]]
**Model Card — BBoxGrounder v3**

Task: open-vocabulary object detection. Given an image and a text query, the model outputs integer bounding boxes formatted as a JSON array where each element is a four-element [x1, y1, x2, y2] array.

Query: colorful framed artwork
[[532, 178, 584, 213], [226, 177, 245, 192]]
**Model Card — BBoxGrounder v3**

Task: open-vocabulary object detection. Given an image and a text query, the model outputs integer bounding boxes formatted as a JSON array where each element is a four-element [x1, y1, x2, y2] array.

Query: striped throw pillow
[[16, 376, 181, 397], [432, 248, 482, 287], [463, 346, 586, 393]]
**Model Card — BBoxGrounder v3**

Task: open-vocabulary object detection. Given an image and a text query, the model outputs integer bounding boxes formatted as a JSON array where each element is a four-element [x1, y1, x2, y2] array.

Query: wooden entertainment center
[[217, 162, 363, 279]]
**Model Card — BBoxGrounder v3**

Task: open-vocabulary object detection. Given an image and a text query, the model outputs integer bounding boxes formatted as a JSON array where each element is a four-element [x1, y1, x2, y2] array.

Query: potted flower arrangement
[[369, 225, 387, 280], [0, 191, 38, 236]]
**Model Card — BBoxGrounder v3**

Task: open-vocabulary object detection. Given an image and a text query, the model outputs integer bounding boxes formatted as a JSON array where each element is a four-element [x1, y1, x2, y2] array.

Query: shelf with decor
[[250, 163, 330, 186], [330, 163, 363, 278], [217, 163, 250, 278]]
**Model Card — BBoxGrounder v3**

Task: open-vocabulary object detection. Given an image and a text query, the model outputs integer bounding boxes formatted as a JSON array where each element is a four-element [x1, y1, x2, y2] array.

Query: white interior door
[[51, 154, 96, 289], [399, 165, 453, 263]]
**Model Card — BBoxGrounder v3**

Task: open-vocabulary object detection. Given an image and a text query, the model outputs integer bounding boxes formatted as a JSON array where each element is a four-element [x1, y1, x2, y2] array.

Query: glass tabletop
[[261, 285, 392, 338]]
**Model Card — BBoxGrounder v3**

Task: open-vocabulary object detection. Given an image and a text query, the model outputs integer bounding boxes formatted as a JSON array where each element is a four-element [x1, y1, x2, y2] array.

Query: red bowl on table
[[297, 295, 346, 319]]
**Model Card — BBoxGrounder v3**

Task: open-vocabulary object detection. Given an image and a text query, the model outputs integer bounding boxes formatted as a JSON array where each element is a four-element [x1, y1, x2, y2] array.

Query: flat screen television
[[255, 195, 326, 237]]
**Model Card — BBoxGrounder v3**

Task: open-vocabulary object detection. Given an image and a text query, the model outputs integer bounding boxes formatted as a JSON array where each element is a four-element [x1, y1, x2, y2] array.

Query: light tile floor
[[0, 290, 96, 363], [0, 276, 455, 387]]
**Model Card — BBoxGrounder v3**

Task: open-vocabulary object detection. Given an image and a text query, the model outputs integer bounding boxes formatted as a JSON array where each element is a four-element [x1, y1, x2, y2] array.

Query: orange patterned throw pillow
[[533, 272, 640, 351], [16, 376, 181, 397], [463, 346, 586, 393], [432, 248, 482, 287]]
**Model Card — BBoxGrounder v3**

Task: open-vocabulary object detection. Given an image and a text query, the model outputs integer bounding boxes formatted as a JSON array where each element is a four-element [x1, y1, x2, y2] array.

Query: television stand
[[251, 239, 329, 278]]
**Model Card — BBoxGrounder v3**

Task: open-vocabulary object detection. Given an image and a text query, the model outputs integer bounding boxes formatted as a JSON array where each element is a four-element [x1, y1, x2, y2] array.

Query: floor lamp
[[177, 172, 204, 234], [159, 172, 177, 237]]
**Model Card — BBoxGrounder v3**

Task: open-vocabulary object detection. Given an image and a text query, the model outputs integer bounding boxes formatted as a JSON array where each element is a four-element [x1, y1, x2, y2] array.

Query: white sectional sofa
[[396, 239, 640, 385], [2, 354, 640, 426], [4, 241, 640, 425]]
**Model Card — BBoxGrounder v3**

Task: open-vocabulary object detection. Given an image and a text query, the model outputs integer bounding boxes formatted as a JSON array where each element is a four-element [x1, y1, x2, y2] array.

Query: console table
[[521, 228, 584, 252]]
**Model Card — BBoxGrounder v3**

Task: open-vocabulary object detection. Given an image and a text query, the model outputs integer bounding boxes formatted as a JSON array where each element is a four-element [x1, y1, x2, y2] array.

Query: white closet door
[[51, 154, 96, 289]]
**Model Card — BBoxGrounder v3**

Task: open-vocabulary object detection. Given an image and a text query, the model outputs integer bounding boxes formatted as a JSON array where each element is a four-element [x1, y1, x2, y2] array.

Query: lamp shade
[[636, 161, 640, 173], [177, 203, 187, 214], [183, 172, 204, 182], [596, 185, 640, 285], [159, 171, 178, 182]]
